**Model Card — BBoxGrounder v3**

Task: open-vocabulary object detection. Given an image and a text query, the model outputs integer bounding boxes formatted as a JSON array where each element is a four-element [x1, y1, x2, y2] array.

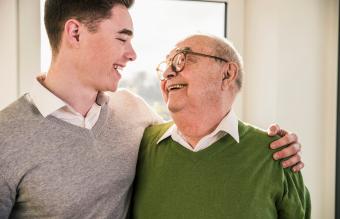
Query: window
[[40, 0, 227, 119]]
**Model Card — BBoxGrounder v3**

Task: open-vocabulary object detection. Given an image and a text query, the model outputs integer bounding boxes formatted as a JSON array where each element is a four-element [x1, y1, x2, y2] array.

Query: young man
[[132, 34, 310, 218], [0, 1, 160, 218], [0, 1, 303, 218]]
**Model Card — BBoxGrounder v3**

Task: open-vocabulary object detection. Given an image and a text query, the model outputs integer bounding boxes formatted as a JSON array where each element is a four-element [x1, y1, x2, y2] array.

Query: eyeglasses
[[156, 47, 229, 81]]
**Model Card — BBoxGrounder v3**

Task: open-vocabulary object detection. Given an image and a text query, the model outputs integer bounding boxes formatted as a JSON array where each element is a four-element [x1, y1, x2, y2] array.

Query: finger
[[267, 123, 280, 136], [270, 133, 298, 149], [277, 128, 288, 137], [281, 154, 301, 168], [273, 143, 301, 160], [292, 162, 305, 172]]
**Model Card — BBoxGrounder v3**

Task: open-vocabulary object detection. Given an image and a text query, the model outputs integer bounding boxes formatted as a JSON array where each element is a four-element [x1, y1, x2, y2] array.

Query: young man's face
[[77, 4, 136, 92]]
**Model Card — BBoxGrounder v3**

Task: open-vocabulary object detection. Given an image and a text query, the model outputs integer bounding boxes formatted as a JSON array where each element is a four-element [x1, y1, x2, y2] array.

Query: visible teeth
[[113, 65, 123, 70], [168, 84, 186, 91]]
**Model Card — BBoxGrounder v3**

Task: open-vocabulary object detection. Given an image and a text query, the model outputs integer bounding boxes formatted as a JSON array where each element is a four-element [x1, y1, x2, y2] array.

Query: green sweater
[[131, 121, 310, 219]]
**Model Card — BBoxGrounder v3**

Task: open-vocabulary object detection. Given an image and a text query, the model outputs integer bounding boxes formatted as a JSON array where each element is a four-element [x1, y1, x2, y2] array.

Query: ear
[[64, 19, 81, 47], [221, 62, 239, 90]]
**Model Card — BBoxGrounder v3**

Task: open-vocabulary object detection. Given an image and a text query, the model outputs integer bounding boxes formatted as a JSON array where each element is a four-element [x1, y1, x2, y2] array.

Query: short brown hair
[[44, 0, 134, 55]]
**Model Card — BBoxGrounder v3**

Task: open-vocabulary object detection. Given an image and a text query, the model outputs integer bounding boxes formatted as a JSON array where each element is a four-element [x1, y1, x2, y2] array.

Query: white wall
[[18, 0, 41, 95], [227, 0, 245, 117], [323, 0, 338, 217], [0, 0, 40, 109], [242, 0, 338, 218], [0, 0, 18, 109]]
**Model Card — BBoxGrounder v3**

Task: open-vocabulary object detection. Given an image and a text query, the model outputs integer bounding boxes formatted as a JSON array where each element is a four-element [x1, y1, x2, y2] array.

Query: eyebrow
[[118, 28, 134, 37], [177, 47, 191, 51], [166, 47, 192, 58]]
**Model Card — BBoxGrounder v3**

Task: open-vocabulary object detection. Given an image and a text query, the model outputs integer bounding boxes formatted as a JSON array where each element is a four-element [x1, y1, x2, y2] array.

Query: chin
[[167, 103, 184, 114], [108, 85, 118, 92], [98, 83, 118, 93], [108, 80, 120, 92], [108, 88, 118, 92]]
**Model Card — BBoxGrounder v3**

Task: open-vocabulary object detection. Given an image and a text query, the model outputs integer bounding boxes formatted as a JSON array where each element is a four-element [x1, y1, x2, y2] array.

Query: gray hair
[[211, 35, 244, 90], [183, 34, 244, 90]]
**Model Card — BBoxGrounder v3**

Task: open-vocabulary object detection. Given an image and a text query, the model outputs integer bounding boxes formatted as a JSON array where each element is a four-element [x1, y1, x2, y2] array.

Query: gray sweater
[[0, 90, 161, 219]]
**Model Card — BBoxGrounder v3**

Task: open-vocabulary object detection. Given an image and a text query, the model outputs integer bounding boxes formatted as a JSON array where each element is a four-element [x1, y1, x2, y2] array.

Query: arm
[[267, 124, 304, 172], [0, 173, 15, 218], [116, 89, 164, 125], [277, 170, 311, 219]]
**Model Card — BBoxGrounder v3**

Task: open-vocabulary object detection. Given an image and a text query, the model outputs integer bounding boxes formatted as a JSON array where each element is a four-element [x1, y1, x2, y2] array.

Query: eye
[[116, 38, 127, 43], [187, 56, 197, 63]]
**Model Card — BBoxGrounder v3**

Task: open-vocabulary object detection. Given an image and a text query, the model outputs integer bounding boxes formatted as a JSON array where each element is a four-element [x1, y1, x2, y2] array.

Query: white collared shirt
[[157, 111, 240, 152], [28, 76, 108, 129]]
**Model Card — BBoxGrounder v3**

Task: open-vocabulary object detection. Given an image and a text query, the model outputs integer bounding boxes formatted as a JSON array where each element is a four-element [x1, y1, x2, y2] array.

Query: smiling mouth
[[113, 65, 123, 70], [113, 65, 124, 76], [167, 84, 187, 92]]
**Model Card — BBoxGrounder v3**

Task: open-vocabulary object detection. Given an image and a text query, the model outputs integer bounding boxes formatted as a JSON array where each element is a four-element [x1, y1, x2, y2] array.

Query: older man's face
[[160, 37, 227, 115]]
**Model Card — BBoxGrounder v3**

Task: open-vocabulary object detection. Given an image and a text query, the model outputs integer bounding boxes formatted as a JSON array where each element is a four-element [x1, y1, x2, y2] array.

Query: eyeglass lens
[[173, 52, 186, 73]]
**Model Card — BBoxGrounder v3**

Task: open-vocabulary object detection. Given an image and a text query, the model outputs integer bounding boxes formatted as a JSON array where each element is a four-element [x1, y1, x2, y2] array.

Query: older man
[[131, 34, 310, 218], [0, 1, 162, 218]]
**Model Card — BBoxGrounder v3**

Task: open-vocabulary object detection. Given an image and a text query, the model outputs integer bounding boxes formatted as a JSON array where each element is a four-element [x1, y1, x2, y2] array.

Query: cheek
[[160, 82, 167, 98], [190, 79, 220, 99], [88, 36, 114, 57], [160, 81, 166, 91]]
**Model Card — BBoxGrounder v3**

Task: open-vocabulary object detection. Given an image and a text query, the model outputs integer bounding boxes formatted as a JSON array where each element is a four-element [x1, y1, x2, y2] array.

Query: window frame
[[336, 1, 340, 217], [173, 0, 228, 38]]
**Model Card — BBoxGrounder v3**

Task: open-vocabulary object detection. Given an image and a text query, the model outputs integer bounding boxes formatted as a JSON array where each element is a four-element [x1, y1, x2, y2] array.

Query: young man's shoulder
[[107, 89, 163, 125], [107, 89, 151, 116], [108, 89, 146, 109], [0, 95, 40, 127], [0, 95, 43, 145]]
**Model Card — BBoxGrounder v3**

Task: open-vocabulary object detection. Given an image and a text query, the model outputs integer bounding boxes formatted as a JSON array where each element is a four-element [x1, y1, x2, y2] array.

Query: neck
[[43, 58, 98, 116], [171, 106, 230, 148]]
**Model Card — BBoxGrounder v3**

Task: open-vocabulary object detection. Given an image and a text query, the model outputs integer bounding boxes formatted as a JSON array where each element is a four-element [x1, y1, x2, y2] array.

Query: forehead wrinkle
[[181, 37, 215, 54]]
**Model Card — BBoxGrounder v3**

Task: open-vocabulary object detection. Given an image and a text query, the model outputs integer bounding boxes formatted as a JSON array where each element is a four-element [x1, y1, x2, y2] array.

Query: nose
[[126, 43, 137, 61], [162, 67, 177, 80]]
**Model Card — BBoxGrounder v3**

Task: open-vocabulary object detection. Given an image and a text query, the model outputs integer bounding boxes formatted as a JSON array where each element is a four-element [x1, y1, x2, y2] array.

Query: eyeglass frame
[[156, 47, 229, 81]]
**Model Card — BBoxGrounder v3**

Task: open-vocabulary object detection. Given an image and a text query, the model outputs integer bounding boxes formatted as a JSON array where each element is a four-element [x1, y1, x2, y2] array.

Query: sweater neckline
[[20, 94, 110, 138], [165, 134, 237, 162], [45, 103, 110, 138]]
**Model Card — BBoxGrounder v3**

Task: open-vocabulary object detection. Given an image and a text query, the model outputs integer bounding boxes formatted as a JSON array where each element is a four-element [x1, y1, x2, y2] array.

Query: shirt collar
[[29, 76, 66, 117], [29, 75, 109, 117], [157, 110, 240, 144]]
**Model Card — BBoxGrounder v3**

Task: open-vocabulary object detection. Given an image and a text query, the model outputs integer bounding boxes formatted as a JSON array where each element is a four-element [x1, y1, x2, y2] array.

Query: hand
[[267, 123, 304, 172]]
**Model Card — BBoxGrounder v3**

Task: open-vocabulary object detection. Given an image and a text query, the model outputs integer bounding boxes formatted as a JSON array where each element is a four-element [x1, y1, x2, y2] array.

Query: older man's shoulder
[[145, 121, 173, 136], [238, 120, 280, 147], [141, 122, 173, 144]]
